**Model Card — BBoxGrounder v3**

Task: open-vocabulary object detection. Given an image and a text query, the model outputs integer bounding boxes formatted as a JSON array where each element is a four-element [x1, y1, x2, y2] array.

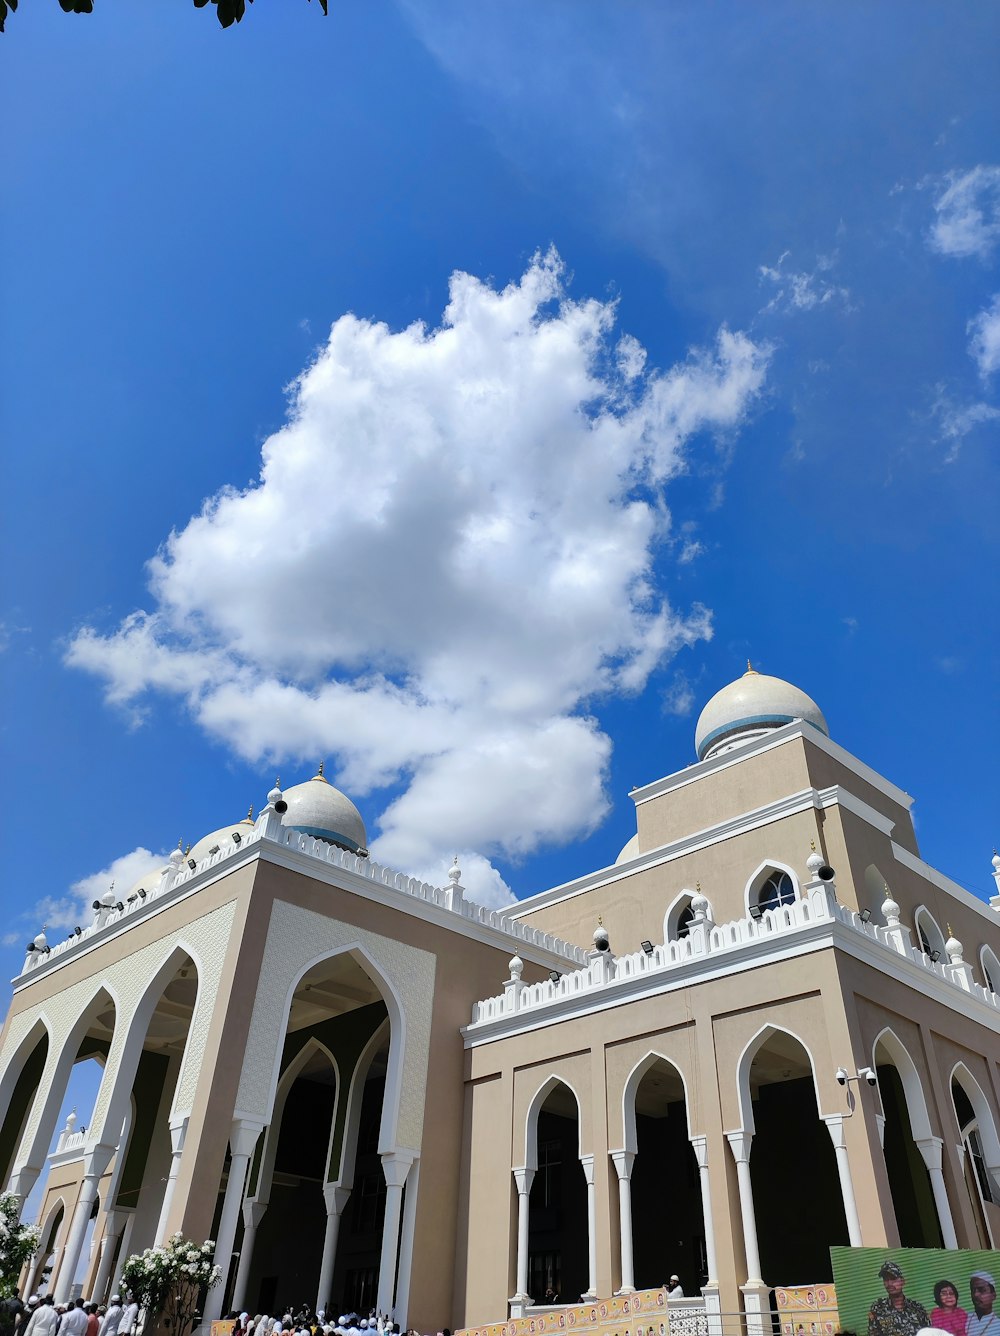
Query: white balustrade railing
[[20, 815, 588, 978], [467, 884, 1000, 1029]]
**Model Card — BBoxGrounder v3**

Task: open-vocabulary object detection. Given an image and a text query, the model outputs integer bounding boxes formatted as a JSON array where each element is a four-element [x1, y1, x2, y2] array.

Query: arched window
[[755, 869, 796, 913], [981, 945, 1000, 996], [914, 908, 946, 961], [675, 903, 696, 939]]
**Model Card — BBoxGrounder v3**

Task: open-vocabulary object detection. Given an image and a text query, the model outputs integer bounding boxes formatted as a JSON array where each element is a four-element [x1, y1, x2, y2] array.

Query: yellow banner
[[774, 1283, 839, 1336], [458, 1287, 671, 1336]]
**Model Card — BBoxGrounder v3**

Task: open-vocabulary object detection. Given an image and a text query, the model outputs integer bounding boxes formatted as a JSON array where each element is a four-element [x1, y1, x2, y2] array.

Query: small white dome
[[615, 834, 640, 865], [695, 666, 828, 761], [281, 766, 367, 853], [187, 809, 256, 865]]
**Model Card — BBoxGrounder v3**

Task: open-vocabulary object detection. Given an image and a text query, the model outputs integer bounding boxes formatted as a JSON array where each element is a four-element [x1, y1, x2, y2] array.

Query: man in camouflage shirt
[[867, 1261, 930, 1336]]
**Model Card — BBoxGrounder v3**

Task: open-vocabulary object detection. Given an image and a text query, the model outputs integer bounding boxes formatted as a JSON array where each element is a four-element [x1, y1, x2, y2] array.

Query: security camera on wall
[[835, 1067, 848, 1086], [861, 1067, 877, 1087]]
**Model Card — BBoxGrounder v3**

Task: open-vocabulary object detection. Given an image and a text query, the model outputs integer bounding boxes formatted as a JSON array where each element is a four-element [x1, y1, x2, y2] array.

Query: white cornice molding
[[890, 843, 1000, 934], [509, 783, 894, 919], [628, 723, 913, 813]]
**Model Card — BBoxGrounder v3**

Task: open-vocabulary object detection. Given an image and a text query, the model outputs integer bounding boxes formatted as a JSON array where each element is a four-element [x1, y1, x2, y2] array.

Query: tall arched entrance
[[525, 1081, 587, 1306], [226, 950, 391, 1319], [623, 1056, 704, 1294], [741, 1029, 848, 1284], [873, 1033, 944, 1249]]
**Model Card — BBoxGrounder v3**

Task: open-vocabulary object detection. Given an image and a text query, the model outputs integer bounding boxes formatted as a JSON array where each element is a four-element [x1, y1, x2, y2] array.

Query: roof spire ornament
[[745, 659, 758, 675]]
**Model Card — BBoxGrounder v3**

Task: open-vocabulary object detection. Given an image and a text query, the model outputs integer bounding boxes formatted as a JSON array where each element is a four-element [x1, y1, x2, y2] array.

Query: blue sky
[[2, 2, 998, 1002]]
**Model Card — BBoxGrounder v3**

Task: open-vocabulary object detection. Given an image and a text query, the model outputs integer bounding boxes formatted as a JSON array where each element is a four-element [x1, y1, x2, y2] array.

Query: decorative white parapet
[[19, 803, 588, 981], [467, 868, 1000, 1035]]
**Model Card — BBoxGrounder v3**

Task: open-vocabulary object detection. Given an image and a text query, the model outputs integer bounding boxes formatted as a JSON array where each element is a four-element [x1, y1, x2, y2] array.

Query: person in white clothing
[[98, 1298, 123, 1336], [23, 1299, 60, 1336], [116, 1298, 139, 1336], [61, 1301, 90, 1336], [667, 1278, 684, 1299]]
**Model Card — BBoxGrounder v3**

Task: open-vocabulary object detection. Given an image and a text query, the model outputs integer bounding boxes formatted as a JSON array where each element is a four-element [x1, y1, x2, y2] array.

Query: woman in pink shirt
[[931, 1280, 968, 1336]]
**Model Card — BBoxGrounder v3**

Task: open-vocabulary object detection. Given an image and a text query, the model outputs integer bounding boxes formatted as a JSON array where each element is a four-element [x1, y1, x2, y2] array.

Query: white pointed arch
[[332, 1017, 392, 1195], [37, 1193, 67, 1249], [663, 890, 706, 943], [743, 859, 800, 916], [0, 1016, 54, 1171], [621, 1051, 691, 1154], [980, 945, 1000, 996], [950, 1061, 1000, 1175], [871, 1027, 934, 1140], [735, 1023, 824, 1134], [89, 944, 201, 1149], [9, 985, 121, 1185], [913, 906, 946, 959], [523, 1074, 583, 1172], [264, 942, 405, 1155], [253, 1036, 340, 1204]]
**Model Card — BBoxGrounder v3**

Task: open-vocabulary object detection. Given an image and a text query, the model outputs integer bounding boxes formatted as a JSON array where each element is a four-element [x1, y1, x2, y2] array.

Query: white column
[[610, 1151, 636, 1294], [509, 1166, 535, 1309], [316, 1185, 351, 1316], [58, 1144, 115, 1300], [393, 1160, 419, 1328], [824, 1116, 862, 1246], [726, 1131, 763, 1285], [232, 1200, 268, 1310], [689, 1136, 718, 1285], [155, 1116, 189, 1245], [580, 1154, 597, 1303], [915, 1136, 959, 1250], [205, 1119, 263, 1323], [91, 1208, 128, 1303], [376, 1149, 414, 1318]]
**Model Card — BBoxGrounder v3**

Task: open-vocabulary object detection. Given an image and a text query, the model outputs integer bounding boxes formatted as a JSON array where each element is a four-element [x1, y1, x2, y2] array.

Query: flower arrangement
[[0, 1193, 40, 1299], [120, 1235, 220, 1336]]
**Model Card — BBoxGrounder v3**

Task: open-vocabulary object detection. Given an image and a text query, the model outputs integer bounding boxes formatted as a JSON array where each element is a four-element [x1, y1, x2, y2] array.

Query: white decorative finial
[[32, 929, 47, 951], [689, 885, 709, 917], [806, 845, 825, 875], [65, 1110, 77, 1132], [267, 777, 283, 807], [448, 856, 462, 886], [945, 925, 963, 964], [881, 884, 900, 927], [508, 953, 523, 981], [993, 849, 1000, 872], [593, 921, 610, 951], [169, 843, 186, 871]]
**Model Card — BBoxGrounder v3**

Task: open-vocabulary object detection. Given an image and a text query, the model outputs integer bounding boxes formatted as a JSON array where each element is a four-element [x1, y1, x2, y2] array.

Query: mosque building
[[1, 668, 999, 1334]]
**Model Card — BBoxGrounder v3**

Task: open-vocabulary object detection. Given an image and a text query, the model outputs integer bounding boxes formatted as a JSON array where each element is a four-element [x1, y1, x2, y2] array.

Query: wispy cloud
[[927, 165, 1000, 260], [930, 387, 1000, 462], [968, 295, 1000, 378], [758, 251, 853, 315], [67, 251, 770, 901]]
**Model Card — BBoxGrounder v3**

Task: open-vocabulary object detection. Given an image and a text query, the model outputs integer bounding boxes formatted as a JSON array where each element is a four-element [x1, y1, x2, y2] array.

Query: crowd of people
[[0, 1295, 140, 1336], [221, 1311, 437, 1336]]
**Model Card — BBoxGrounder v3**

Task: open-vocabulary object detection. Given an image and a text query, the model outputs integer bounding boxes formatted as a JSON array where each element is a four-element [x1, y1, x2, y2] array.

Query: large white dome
[[281, 767, 367, 853], [695, 667, 828, 762]]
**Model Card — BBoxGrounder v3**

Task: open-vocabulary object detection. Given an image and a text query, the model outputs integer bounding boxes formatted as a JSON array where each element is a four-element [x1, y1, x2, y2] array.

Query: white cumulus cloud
[[67, 250, 769, 899], [968, 295, 1000, 378], [928, 166, 1000, 260]]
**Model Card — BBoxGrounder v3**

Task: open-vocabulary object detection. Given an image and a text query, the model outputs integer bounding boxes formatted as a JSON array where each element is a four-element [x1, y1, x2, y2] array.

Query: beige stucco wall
[[457, 941, 1000, 1327]]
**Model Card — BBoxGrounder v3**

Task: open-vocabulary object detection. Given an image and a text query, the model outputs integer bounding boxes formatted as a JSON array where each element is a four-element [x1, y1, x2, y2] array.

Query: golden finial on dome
[[314, 760, 329, 782], [598, 915, 604, 925], [745, 659, 758, 675], [244, 804, 254, 824], [947, 923, 954, 937], [810, 839, 816, 852]]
